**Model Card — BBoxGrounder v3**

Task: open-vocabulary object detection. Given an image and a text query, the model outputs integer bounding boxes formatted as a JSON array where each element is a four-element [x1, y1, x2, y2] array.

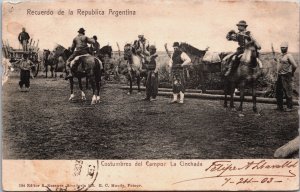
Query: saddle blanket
[[71, 54, 103, 70]]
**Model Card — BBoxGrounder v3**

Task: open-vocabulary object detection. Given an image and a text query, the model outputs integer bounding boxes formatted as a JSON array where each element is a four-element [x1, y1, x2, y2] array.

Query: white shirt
[[168, 52, 191, 68]]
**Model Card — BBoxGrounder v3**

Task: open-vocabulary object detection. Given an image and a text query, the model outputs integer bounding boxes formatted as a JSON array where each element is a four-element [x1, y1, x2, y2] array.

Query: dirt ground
[[2, 73, 299, 159]]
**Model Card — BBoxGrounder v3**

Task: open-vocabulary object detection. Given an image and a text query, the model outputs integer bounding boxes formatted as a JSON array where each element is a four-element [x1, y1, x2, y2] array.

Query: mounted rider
[[65, 28, 95, 80], [133, 34, 150, 65], [90, 35, 100, 57], [225, 20, 261, 76]]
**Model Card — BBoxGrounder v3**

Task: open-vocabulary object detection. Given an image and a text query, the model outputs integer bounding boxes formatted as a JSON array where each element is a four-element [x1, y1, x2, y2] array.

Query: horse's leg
[[137, 72, 141, 94], [224, 80, 228, 108], [51, 65, 54, 78], [90, 76, 97, 105], [128, 71, 133, 95], [78, 77, 86, 101], [230, 81, 235, 108], [238, 80, 245, 112], [45, 64, 48, 78], [69, 78, 75, 101], [55, 62, 58, 78], [252, 79, 257, 113], [85, 76, 89, 90], [96, 79, 101, 103]]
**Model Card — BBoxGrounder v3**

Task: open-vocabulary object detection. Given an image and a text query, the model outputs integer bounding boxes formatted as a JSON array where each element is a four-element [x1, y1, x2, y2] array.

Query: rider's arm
[[87, 37, 95, 45], [71, 39, 76, 52], [168, 55, 173, 73], [248, 33, 261, 50], [287, 54, 298, 73], [181, 52, 191, 67], [226, 30, 237, 41]]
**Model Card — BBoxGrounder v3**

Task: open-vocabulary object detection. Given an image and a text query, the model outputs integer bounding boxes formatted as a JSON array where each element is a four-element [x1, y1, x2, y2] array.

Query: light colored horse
[[123, 43, 145, 94]]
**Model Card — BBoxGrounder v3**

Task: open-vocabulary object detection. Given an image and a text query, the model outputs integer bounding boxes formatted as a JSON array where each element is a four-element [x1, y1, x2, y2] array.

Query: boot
[[170, 94, 178, 103], [64, 64, 73, 80], [179, 91, 184, 104]]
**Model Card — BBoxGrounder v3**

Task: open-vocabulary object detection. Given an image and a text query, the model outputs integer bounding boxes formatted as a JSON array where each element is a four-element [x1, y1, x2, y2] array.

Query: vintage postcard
[[1, 0, 299, 191]]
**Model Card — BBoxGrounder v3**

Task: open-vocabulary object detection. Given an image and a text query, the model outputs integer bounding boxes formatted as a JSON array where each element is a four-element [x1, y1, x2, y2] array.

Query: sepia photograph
[[2, 0, 299, 191]]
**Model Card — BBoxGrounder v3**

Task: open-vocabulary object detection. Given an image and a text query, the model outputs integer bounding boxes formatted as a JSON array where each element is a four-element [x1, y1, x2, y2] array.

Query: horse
[[52, 45, 102, 105], [42, 49, 59, 78], [96, 45, 113, 81], [222, 43, 261, 113], [123, 43, 145, 94]]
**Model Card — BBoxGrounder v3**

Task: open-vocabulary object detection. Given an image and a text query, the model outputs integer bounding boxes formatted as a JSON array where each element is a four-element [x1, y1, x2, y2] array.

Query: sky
[[2, 0, 299, 52]]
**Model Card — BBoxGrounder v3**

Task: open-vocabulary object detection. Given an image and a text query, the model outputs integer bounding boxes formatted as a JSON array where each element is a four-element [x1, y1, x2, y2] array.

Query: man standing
[[17, 53, 35, 91], [169, 42, 191, 104], [275, 42, 298, 112], [18, 27, 30, 51], [143, 45, 159, 101], [225, 20, 261, 76], [65, 28, 95, 79]]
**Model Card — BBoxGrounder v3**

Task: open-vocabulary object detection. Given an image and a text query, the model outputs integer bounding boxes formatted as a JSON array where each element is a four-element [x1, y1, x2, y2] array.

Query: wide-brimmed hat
[[236, 20, 248, 27], [78, 28, 85, 33], [173, 42, 180, 47], [280, 42, 288, 48]]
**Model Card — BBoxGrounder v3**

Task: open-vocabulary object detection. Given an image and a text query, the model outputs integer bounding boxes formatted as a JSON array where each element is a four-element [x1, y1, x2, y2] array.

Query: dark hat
[[149, 45, 156, 50], [173, 42, 180, 47], [138, 34, 144, 38], [236, 20, 248, 27], [78, 28, 85, 33], [93, 35, 97, 40], [23, 53, 28, 58]]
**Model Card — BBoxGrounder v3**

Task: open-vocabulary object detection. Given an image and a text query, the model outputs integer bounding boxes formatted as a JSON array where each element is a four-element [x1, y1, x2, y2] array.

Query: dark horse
[[222, 44, 261, 113], [178, 43, 228, 92], [97, 45, 113, 80], [52, 45, 102, 104], [123, 43, 145, 94], [42, 49, 59, 78]]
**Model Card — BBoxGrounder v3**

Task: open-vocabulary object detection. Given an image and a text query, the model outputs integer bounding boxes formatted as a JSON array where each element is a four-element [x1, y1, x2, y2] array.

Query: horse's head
[[99, 45, 113, 58], [124, 43, 133, 60], [43, 49, 50, 61]]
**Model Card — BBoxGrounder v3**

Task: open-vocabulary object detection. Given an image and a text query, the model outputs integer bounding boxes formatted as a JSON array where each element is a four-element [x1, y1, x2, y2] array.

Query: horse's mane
[[179, 43, 206, 58]]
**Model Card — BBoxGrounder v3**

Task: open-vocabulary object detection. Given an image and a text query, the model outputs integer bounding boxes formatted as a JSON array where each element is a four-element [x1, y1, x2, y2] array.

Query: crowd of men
[[17, 21, 298, 111]]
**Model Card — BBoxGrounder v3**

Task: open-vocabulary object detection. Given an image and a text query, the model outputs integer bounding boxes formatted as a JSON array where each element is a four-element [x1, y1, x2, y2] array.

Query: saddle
[[70, 54, 103, 72]]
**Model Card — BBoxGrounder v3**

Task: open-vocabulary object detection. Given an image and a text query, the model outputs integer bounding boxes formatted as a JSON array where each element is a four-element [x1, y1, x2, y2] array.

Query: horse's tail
[[94, 58, 102, 82]]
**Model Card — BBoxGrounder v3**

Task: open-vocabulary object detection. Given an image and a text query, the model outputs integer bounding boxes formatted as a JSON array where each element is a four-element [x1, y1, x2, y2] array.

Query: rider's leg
[[65, 51, 79, 79]]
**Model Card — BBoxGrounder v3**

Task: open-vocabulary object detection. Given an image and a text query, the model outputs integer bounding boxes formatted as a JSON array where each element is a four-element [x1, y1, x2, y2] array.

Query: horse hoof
[[238, 113, 245, 117], [253, 107, 258, 113], [230, 107, 236, 111]]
